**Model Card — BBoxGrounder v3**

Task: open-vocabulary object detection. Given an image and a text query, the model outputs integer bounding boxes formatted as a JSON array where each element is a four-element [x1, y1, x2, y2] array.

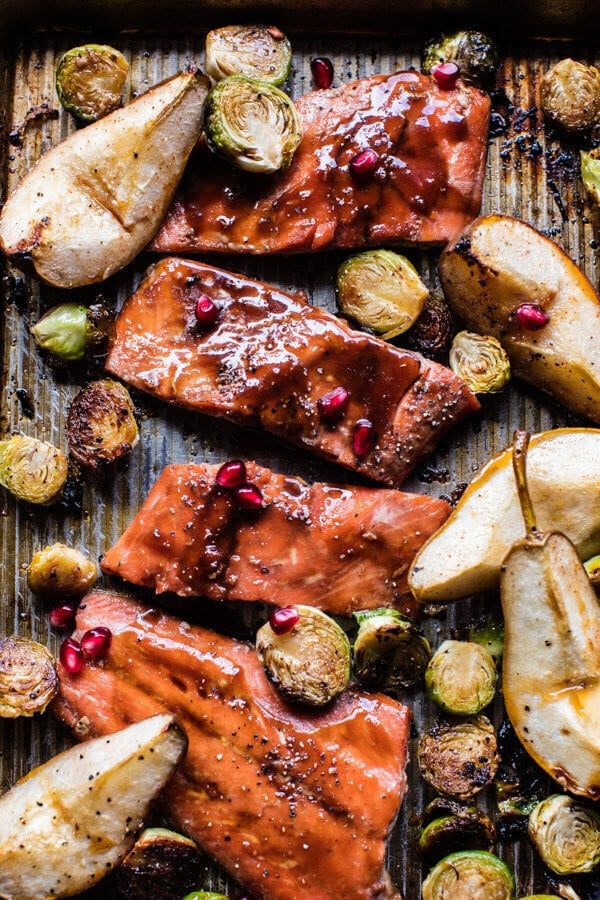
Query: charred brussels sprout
[[419, 807, 496, 863], [469, 615, 504, 662], [256, 605, 351, 706], [205, 76, 302, 174], [418, 715, 499, 800], [540, 59, 600, 132], [528, 795, 600, 874], [337, 250, 429, 339], [581, 149, 600, 206], [67, 379, 139, 469], [425, 640, 497, 715], [205, 25, 292, 86], [584, 553, 600, 586], [116, 828, 205, 900], [0, 435, 68, 505], [423, 31, 498, 88], [449, 331, 511, 394], [28, 543, 98, 600], [494, 765, 545, 823], [422, 851, 515, 900], [56, 44, 128, 123], [31, 302, 113, 363], [0, 636, 57, 718], [403, 295, 456, 360], [352, 608, 431, 690]]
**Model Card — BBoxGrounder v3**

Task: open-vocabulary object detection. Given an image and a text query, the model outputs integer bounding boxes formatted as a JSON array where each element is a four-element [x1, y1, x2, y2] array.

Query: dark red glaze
[[353, 418, 376, 457], [349, 148, 379, 179], [105, 259, 480, 487], [54, 591, 410, 900], [49, 604, 77, 629], [317, 386, 350, 422], [216, 459, 246, 489], [81, 626, 112, 659], [311, 56, 334, 89], [431, 61, 460, 89], [269, 605, 300, 635], [236, 482, 264, 511], [60, 637, 84, 674], [195, 293, 219, 329], [151, 72, 491, 254], [515, 303, 550, 330]]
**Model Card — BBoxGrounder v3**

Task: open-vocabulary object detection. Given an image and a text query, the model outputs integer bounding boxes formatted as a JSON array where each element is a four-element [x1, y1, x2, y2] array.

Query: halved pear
[[409, 428, 600, 603], [0, 713, 186, 899], [0, 71, 208, 288]]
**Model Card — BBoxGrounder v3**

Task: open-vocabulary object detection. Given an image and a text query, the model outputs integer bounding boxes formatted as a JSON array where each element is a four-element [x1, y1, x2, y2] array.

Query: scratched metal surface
[[0, 22, 599, 900]]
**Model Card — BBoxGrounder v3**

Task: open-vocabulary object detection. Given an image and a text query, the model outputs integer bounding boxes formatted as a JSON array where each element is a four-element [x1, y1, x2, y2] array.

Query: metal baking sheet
[[0, 16, 599, 900]]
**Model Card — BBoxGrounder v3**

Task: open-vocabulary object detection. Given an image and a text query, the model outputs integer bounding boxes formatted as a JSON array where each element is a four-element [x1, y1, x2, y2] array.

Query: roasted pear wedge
[[0, 714, 186, 899], [439, 215, 600, 422], [0, 71, 208, 288], [502, 431, 600, 799], [409, 428, 600, 603]]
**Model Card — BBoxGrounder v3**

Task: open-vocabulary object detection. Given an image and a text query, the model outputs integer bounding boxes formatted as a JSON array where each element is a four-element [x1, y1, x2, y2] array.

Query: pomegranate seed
[[216, 459, 247, 489], [311, 57, 334, 89], [269, 606, 300, 635], [60, 637, 84, 674], [431, 61, 460, 89], [350, 148, 379, 179], [318, 386, 350, 422], [353, 418, 376, 457], [236, 482, 264, 511], [195, 294, 219, 330], [49, 604, 76, 629], [81, 626, 112, 660], [515, 303, 550, 330]]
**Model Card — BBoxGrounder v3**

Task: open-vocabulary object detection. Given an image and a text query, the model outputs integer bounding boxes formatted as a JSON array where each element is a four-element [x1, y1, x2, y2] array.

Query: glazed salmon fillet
[[106, 258, 479, 487], [54, 591, 409, 900], [151, 72, 490, 254], [101, 461, 450, 615]]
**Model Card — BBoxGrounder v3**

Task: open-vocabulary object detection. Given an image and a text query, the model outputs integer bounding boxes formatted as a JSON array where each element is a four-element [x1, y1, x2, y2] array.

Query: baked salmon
[[106, 258, 479, 487], [151, 72, 490, 254], [54, 591, 410, 900], [101, 461, 450, 616]]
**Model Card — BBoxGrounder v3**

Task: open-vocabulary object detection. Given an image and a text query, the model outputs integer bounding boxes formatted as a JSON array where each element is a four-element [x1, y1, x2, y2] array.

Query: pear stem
[[512, 430, 538, 538]]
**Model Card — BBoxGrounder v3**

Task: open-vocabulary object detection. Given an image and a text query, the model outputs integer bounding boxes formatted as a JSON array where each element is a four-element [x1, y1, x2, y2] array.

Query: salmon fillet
[[54, 591, 409, 900], [101, 461, 450, 616], [106, 258, 479, 487], [151, 72, 490, 254]]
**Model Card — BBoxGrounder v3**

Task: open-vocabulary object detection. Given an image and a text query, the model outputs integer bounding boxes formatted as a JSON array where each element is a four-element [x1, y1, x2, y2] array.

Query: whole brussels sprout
[[183, 894, 228, 900], [540, 59, 600, 132], [56, 44, 128, 123], [528, 794, 600, 874], [31, 302, 114, 363], [28, 543, 98, 600], [423, 31, 498, 88], [0, 637, 57, 718], [352, 608, 431, 691], [403, 295, 456, 360], [469, 615, 504, 662], [418, 715, 499, 800], [422, 850, 515, 899], [449, 331, 511, 394], [0, 435, 68, 505], [425, 639, 497, 715], [205, 25, 292, 86], [581, 149, 600, 206]]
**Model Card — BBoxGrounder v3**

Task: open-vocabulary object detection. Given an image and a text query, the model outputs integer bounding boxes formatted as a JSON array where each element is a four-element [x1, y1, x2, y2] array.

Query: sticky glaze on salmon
[[151, 72, 490, 254], [54, 591, 409, 900], [106, 258, 479, 487], [101, 461, 450, 615]]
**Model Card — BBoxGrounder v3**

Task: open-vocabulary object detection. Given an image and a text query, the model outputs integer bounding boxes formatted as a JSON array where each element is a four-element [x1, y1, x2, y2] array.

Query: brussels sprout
[[582, 150, 600, 206], [584, 553, 600, 585], [205, 76, 302, 174], [449, 331, 511, 394], [0, 435, 68, 505], [419, 807, 496, 863], [403, 295, 456, 360], [183, 894, 228, 900], [31, 302, 113, 363], [27, 543, 98, 600], [518, 896, 562, 899], [67, 379, 139, 469], [425, 640, 497, 715], [116, 828, 204, 900], [540, 59, 600, 132], [494, 765, 544, 822], [352, 608, 431, 690], [256, 605, 351, 706], [423, 31, 498, 88], [418, 715, 499, 800], [0, 636, 57, 718], [422, 850, 515, 900], [337, 250, 429, 339], [56, 44, 129, 123], [205, 25, 292, 86], [469, 615, 504, 662], [528, 794, 600, 874]]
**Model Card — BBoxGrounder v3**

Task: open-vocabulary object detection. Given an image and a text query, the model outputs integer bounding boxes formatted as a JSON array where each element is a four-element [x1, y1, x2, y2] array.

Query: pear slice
[[0, 71, 208, 288], [408, 428, 600, 603], [0, 713, 186, 899], [502, 432, 600, 800]]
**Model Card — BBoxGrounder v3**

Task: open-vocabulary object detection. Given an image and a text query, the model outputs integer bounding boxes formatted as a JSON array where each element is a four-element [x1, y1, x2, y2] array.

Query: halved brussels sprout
[[425, 640, 497, 715], [183, 893, 228, 900], [419, 808, 496, 863], [423, 31, 498, 88], [449, 331, 511, 394], [205, 76, 302, 174], [205, 25, 292, 86], [31, 302, 114, 363], [337, 250, 429, 339], [582, 149, 600, 206], [494, 765, 545, 823], [403, 295, 456, 360], [584, 553, 600, 585], [56, 44, 129, 123], [0, 435, 68, 505], [116, 828, 204, 900], [528, 795, 600, 874], [67, 379, 139, 469], [256, 605, 351, 706], [0, 636, 57, 718], [540, 59, 600, 132], [352, 608, 431, 691], [27, 543, 98, 600], [418, 715, 499, 800], [422, 850, 515, 900], [469, 615, 504, 663]]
